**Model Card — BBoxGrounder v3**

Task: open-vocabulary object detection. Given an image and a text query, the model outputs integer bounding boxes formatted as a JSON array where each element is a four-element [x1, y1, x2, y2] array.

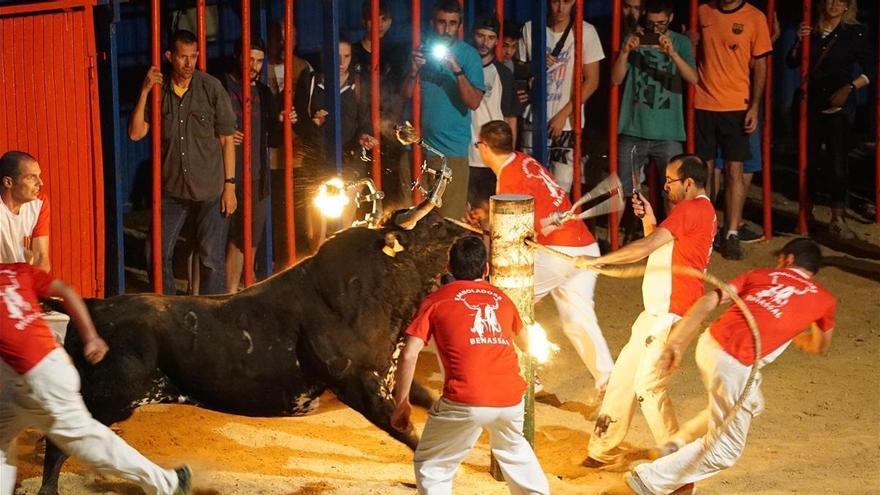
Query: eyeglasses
[[644, 20, 670, 29], [473, 141, 484, 149], [664, 176, 686, 185]]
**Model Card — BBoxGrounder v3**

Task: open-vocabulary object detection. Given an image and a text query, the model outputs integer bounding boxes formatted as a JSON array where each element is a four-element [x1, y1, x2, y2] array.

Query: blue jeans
[[617, 135, 683, 194], [149, 195, 229, 295]]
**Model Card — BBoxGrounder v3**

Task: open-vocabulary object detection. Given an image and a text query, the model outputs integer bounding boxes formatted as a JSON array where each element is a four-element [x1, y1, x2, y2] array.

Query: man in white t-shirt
[[519, 0, 605, 193], [0, 151, 50, 273], [468, 17, 521, 211]]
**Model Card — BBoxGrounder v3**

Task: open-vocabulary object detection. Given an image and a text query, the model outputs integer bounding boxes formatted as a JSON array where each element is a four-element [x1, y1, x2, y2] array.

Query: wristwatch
[[224, 177, 236, 184], [452, 69, 465, 77], [849, 82, 857, 91]]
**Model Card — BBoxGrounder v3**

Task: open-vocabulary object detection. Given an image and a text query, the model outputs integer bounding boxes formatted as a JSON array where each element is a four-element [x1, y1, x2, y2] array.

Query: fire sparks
[[527, 322, 559, 365], [314, 178, 349, 218]]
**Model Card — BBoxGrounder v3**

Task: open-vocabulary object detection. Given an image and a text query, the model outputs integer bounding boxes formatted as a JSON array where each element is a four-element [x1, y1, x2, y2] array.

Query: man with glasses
[[612, 0, 697, 230], [577, 154, 716, 469]]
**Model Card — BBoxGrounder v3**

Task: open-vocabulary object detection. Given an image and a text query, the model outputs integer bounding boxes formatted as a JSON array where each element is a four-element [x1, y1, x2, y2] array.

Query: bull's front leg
[[332, 372, 419, 450], [37, 439, 68, 495]]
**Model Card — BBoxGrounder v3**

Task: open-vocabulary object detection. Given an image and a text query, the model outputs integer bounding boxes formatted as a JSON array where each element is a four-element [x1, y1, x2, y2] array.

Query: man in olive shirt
[[129, 30, 237, 295]]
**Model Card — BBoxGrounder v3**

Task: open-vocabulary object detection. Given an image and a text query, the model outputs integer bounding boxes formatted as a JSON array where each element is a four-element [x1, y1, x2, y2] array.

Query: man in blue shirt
[[404, 0, 484, 219]]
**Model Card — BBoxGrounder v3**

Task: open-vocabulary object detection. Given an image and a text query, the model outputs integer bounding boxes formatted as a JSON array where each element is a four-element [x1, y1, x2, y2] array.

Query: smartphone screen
[[639, 31, 661, 46]]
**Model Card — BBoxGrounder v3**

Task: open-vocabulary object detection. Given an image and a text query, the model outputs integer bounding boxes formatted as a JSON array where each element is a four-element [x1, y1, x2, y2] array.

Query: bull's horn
[[444, 217, 487, 235], [393, 199, 435, 230]]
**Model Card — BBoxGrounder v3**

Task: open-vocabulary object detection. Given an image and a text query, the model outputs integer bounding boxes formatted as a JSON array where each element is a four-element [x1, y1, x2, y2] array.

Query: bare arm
[[45, 279, 108, 364], [611, 34, 639, 86], [30, 236, 50, 273], [577, 227, 674, 268], [391, 336, 425, 432], [505, 116, 518, 144], [669, 49, 698, 85], [128, 66, 163, 141], [219, 134, 238, 216], [658, 290, 724, 373]]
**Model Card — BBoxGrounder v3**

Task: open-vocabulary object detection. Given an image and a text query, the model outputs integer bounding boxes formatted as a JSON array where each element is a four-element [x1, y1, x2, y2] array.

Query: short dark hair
[[361, 0, 391, 23], [503, 20, 522, 40], [0, 151, 36, 183], [479, 120, 514, 154], [433, 0, 462, 18], [449, 236, 487, 280], [233, 37, 267, 60], [644, 0, 673, 14], [779, 237, 823, 274], [170, 29, 198, 51], [668, 153, 708, 188]]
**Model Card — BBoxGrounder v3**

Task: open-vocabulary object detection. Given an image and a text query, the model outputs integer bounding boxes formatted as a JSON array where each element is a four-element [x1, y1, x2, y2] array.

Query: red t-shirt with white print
[[496, 152, 596, 247], [0, 263, 58, 373], [711, 268, 836, 366], [405, 279, 526, 407]]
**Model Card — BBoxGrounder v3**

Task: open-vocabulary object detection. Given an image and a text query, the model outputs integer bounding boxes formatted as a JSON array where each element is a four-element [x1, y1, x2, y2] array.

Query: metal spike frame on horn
[[395, 121, 452, 208], [539, 174, 625, 236], [314, 177, 385, 228]]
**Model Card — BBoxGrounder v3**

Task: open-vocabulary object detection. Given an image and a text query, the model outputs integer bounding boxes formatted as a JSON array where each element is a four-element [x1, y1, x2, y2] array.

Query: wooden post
[[488, 194, 536, 481]]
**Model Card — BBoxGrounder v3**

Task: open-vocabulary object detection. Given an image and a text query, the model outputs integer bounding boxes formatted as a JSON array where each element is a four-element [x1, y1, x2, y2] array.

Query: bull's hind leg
[[38, 440, 68, 495], [332, 373, 420, 450]]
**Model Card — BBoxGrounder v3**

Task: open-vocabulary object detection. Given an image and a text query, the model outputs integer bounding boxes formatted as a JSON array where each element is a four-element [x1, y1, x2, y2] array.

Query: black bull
[[37, 211, 468, 495]]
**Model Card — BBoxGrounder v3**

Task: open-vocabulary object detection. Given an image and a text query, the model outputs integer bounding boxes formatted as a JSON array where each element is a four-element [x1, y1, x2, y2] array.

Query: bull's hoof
[[37, 485, 59, 495]]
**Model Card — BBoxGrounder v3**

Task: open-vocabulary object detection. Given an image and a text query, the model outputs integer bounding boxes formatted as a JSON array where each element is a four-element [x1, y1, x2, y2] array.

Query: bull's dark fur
[[38, 211, 466, 495]]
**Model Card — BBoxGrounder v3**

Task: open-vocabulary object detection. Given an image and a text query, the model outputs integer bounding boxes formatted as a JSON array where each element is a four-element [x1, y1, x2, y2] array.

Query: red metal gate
[[0, 0, 105, 297]]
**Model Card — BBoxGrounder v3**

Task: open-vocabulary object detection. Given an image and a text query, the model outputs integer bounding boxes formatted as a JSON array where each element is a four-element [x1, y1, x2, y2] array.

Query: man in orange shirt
[[391, 236, 548, 495], [694, 0, 771, 260]]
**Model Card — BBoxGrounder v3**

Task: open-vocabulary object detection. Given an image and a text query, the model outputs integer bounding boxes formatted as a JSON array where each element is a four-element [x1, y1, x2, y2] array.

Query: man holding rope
[[626, 238, 836, 494], [577, 154, 715, 467], [473, 120, 611, 399]]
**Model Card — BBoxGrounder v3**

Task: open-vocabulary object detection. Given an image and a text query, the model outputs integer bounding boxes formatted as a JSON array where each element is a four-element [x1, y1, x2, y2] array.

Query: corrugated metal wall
[[0, 2, 105, 297]]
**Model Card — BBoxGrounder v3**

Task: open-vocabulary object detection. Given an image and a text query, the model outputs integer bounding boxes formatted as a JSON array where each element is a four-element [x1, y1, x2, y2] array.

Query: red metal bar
[[686, 0, 698, 154], [196, 0, 206, 71], [572, 0, 583, 203], [370, 0, 382, 188], [876, 3, 880, 224], [150, 0, 162, 293], [411, 0, 422, 204], [495, 0, 504, 61], [609, 0, 621, 249], [242, 0, 254, 287], [762, 0, 775, 240], [283, 0, 296, 265], [797, 0, 810, 235]]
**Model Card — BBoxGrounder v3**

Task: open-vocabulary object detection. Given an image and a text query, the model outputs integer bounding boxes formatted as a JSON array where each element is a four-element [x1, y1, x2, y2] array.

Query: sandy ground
[[11, 213, 880, 494]]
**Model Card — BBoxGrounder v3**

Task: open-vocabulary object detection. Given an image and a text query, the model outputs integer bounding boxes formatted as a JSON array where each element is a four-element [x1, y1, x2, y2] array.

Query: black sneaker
[[174, 466, 192, 495], [737, 225, 763, 243], [722, 234, 744, 260], [712, 226, 724, 251]]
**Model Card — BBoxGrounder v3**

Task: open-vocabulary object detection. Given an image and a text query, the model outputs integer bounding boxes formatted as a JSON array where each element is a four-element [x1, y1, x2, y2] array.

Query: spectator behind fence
[[622, 0, 643, 37], [222, 38, 294, 290], [266, 20, 311, 268], [0, 151, 50, 273], [786, 0, 873, 241], [612, 0, 697, 237], [520, 0, 605, 194], [501, 20, 522, 71], [467, 17, 521, 211], [294, 39, 376, 253], [404, 0, 485, 219], [693, 0, 771, 261], [128, 29, 237, 295], [353, 0, 411, 206]]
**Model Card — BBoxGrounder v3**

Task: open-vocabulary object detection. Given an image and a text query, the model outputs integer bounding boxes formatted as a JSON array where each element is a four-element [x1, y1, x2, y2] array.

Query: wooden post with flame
[[488, 194, 536, 480]]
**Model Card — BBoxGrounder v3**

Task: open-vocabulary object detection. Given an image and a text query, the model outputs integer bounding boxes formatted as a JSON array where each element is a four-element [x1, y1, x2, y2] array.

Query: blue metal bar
[[531, 0, 548, 166], [322, 0, 343, 174], [258, 0, 273, 278]]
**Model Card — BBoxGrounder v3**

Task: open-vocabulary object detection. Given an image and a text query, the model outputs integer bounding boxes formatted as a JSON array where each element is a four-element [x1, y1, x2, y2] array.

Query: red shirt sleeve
[[658, 200, 692, 240], [816, 297, 836, 332], [716, 270, 752, 300], [28, 265, 55, 298], [32, 194, 50, 238], [404, 297, 437, 344]]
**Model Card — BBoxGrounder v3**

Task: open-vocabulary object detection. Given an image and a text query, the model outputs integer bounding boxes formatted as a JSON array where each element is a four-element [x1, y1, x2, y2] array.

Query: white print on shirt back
[[522, 160, 566, 208], [744, 271, 817, 319], [455, 288, 510, 346], [0, 269, 40, 330]]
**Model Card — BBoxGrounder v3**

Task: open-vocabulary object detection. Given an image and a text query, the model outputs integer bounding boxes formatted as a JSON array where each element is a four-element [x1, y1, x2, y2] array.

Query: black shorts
[[696, 110, 751, 163]]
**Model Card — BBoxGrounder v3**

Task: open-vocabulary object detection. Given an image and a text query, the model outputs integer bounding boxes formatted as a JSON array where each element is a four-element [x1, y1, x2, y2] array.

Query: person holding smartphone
[[611, 0, 697, 235]]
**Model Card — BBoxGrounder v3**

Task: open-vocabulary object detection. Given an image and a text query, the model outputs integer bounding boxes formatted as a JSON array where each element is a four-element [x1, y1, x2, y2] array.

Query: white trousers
[[413, 398, 549, 495], [588, 312, 680, 462], [0, 349, 179, 495], [635, 332, 765, 494], [534, 243, 612, 388]]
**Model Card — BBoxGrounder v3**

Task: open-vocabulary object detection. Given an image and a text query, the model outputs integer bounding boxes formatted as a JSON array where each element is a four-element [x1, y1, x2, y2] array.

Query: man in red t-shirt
[[0, 263, 192, 495], [391, 236, 549, 495], [473, 120, 611, 397], [577, 154, 716, 467], [626, 238, 835, 494]]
